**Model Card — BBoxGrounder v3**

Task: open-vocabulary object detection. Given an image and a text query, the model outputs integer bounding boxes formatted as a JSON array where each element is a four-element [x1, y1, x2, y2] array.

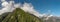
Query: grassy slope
[[0, 8, 42, 22]]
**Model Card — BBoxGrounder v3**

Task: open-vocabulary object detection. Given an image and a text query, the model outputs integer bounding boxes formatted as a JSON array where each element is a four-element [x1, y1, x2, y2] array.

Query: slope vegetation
[[0, 8, 42, 22]]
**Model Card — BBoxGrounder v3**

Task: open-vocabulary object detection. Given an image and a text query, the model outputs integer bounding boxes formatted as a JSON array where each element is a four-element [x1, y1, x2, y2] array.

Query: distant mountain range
[[40, 15, 60, 22]]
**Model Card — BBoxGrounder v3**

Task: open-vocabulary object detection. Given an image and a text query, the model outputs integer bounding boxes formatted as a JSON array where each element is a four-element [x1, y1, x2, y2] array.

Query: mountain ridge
[[0, 8, 42, 22]]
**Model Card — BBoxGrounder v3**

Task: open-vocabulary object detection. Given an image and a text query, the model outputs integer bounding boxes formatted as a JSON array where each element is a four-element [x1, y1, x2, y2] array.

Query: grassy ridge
[[0, 8, 42, 22]]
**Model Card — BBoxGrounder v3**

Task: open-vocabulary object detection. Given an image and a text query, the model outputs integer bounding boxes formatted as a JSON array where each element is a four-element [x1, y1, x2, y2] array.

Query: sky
[[13, 0, 60, 16], [0, 0, 60, 16]]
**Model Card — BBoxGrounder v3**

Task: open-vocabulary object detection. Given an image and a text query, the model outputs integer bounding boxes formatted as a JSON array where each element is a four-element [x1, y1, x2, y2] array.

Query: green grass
[[0, 8, 42, 22]]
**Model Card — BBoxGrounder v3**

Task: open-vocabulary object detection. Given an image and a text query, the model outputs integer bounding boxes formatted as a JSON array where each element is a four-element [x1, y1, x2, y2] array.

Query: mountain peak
[[0, 8, 42, 22]]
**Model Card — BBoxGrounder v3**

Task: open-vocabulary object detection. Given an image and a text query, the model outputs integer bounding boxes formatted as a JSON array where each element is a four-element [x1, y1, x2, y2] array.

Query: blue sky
[[17, 0, 60, 16], [0, 0, 60, 16]]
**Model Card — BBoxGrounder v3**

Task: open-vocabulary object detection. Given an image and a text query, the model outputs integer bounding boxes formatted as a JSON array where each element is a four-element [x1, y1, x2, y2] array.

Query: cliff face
[[0, 8, 42, 22]]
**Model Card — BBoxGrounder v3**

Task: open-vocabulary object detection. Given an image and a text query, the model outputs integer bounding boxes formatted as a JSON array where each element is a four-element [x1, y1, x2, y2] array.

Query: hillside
[[0, 8, 42, 22]]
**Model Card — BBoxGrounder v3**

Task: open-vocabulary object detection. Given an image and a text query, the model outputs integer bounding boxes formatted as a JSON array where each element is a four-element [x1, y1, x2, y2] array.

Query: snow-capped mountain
[[39, 14, 60, 22]]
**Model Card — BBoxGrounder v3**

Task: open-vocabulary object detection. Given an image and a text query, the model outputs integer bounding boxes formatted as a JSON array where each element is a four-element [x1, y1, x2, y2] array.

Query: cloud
[[21, 3, 42, 17], [0, 0, 53, 18], [0, 0, 15, 15], [1, 0, 5, 2], [14, 3, 22, 8]]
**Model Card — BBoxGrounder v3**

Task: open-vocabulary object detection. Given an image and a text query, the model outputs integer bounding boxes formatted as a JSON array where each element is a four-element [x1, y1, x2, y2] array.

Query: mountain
[[0, 8, 42, 22], [40, 15, 60, 22], [45, 16, 60, 22], [0, 12, 11, 22]]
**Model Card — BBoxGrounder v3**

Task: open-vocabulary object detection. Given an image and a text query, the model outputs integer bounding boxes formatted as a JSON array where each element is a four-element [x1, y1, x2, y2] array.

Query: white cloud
[[0, 0, 42, 17], [0, 0, 15, 15], [1, 0, 5, 2], [0, 0, 53, 18], [14, 3, 21, 8], [21, 3, 42, 17]]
